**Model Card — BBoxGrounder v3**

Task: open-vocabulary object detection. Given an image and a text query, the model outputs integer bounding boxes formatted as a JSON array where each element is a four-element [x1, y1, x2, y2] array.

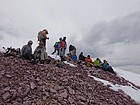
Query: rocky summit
[[0, 52, 139, 105]]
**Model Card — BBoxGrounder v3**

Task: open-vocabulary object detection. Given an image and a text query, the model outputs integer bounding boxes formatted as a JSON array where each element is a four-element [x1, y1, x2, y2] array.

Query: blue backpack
[[71, 55, 77, 61], [57, 42, 61, 49]]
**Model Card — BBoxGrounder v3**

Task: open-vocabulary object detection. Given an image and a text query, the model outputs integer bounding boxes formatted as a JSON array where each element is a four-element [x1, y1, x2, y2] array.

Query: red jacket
[[85, 57, 93, 63], [61, 41, 65, 48]]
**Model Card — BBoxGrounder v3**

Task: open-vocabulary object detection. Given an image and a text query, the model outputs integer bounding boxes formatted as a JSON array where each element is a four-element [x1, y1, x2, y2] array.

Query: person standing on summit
[[37, 29, 49, 48], [59, 37, 67, 61], [62, 37, 67, 55]]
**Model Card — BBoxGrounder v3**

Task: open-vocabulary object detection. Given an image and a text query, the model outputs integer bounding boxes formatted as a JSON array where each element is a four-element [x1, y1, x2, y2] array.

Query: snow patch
[[89, 74, 140, 104], [63, 61, 77, 67], [49, 54, 61, 60], [114, 68, 140, 86]]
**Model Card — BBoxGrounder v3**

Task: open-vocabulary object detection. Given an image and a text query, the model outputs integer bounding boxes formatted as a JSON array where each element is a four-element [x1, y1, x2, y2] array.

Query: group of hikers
[[79, 53, 115, 74], [20, 29, 49, 64], [5, 28, 116, 74], [20, 29, 68, 64]]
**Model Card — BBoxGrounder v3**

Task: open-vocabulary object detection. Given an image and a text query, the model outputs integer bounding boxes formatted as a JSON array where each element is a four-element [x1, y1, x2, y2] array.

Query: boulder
[[2, 92, 12, 101]]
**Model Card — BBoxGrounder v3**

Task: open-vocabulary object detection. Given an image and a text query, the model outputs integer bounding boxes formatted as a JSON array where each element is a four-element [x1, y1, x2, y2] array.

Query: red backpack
[[61, 41, 65, 48]]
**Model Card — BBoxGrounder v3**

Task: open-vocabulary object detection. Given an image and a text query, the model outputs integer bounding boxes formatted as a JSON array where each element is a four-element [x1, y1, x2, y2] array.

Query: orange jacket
[[85, 57, 93, 63], [61, 41, 65, 48]]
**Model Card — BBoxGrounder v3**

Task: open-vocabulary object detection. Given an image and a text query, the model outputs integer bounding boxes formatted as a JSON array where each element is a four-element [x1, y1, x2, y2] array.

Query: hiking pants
[[22, 53, 34, 60], [41, 39, 46, 47], [59, 48, 65, 56], [40, 51, 48, 61], [52, 48, 59, 55]]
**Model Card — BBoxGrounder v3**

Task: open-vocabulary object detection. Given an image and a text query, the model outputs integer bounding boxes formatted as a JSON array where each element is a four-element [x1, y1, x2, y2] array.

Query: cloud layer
[[71, 12, 140, 70]]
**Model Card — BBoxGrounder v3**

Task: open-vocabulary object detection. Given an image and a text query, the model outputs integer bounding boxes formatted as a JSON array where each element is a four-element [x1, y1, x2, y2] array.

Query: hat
[[59, 37, 62, 41], [63, 37, 66, 39], [28, 40, 33, 45], [43, 29, 49, 34]]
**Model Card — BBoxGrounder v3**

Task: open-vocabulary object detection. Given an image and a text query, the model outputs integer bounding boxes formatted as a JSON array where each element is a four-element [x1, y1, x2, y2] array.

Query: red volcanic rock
[[30, 82, 36, 90], [0, 52, 139, 105], [2, 92, 12, 101], [67, 86, 75, 95], [59, 89, 68, 99]]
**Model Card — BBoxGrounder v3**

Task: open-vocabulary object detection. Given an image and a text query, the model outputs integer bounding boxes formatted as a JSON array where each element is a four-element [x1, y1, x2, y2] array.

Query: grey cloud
[[85, 14, 140, 47], [0, 26, 19, 38], [0, 35, 3, 40], [111, 59, 140, 67], [68, 11, 140, 70], [79, 11, 140, 52]]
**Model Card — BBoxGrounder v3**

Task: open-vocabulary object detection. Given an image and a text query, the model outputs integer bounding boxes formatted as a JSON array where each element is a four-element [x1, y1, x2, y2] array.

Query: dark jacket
[[69, 45, 76, 52], [21, 45, 32, 55], [79, 54, 86, 61]]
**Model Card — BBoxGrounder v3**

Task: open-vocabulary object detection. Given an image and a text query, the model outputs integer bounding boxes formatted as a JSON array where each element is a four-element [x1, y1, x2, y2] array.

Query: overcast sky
[[0, 0, 140, 73]]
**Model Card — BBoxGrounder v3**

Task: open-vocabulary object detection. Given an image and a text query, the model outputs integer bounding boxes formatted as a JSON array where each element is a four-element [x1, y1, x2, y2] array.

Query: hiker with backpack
[[59, 37, 67, 61], [20, 40, 34, 61], [69, 45, 76, 56], [68, 45, 77, 62], [71, 54, 77, 62], [52, 38, 62, 55], [37, 29, 49, 48], [101, 60, 116, 74], [34, 42, 48, 64], [62, 37, 67, 55]]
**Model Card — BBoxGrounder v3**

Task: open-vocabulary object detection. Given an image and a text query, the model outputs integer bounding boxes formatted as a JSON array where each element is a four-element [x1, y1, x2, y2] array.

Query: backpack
[[54, 42, 61, 49], [54, 42, 58, 48], [71, 55, 77, 61], [61, 41, 65, 48], [57, 42, 61, 49], [38, 31, 44, 41]]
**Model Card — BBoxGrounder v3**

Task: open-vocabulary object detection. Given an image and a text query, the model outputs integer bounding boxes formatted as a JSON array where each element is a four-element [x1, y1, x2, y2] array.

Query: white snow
[[63, 61, 77, 67], [49, 54, 61, 60], [114, 68, 140, 86], [88, 68, 140, 104]]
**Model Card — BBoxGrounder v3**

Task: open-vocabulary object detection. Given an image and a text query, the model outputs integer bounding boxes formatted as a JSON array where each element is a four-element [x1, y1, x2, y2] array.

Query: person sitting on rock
[[85, 55, 93, 67], [21, 40, 34, 61], [71, 54, 77, 62], [68, 45, 77, 62], [34, 42, 49, 64], [79, 52, 86, 61], [69, 45, 76, 56], [94, 58, 102, 69], [101, 60, 116, 74]]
